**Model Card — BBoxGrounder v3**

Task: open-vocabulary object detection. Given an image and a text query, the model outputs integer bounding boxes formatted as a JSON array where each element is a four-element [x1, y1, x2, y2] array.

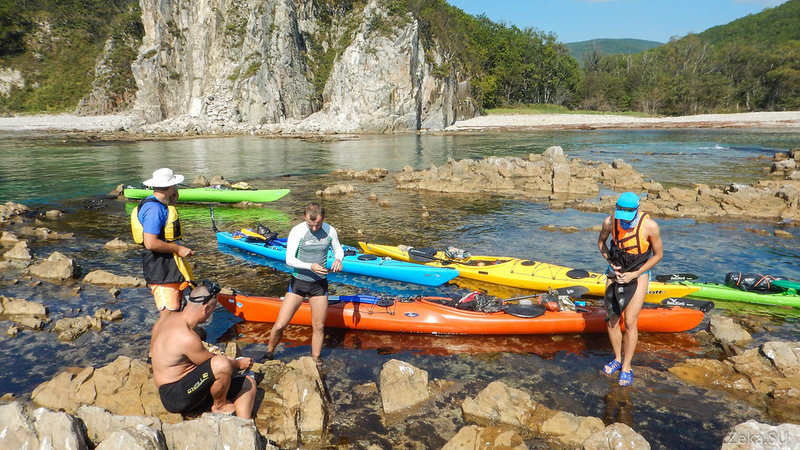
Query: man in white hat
[[131, 168, 196, 317]]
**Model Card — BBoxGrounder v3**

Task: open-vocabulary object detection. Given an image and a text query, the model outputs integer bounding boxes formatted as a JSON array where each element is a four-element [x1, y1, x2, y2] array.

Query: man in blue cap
[[597, 192, 663, 387]]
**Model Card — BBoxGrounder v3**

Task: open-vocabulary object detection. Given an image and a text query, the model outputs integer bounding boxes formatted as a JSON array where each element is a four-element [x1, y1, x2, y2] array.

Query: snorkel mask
[[186, 280, 221, 305]]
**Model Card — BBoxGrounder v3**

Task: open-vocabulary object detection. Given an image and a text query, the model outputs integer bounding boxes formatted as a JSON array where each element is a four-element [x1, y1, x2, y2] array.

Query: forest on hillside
[[578, 0, 800, 114], [0, 0, 798, 116]]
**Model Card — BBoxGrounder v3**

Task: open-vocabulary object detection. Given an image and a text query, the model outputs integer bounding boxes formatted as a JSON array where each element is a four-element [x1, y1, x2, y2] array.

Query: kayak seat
[[357, 254, 378, 261]]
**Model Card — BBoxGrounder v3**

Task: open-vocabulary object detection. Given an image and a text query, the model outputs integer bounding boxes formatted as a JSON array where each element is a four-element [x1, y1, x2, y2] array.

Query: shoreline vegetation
[[0, 111, 799, 136]]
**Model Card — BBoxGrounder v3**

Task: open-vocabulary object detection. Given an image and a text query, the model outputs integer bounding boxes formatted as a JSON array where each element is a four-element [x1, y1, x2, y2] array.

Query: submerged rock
[[83, 269, 145, 288]]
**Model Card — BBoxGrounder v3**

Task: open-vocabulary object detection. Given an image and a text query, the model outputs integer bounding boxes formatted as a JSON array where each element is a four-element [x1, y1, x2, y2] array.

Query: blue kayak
[[216, 231, 459, 286]]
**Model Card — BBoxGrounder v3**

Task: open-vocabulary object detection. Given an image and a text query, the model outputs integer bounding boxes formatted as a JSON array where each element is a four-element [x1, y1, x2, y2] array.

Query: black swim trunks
[[288, 277, 328, 298], [158, 357, 248, 414]]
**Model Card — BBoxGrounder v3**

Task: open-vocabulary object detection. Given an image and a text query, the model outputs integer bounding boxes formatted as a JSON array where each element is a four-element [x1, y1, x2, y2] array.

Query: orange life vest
[[612, 213, 651, 255]]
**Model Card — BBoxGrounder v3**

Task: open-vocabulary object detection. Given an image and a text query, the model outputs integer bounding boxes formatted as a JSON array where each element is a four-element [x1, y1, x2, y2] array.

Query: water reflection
[[4, 129, 800, 204], [221, 319, 703, 360]]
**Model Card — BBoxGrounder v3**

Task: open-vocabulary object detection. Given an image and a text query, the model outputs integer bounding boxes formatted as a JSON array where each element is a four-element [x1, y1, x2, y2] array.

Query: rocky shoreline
[[1, 111, 799, 137], [2, 176, 800, 448]]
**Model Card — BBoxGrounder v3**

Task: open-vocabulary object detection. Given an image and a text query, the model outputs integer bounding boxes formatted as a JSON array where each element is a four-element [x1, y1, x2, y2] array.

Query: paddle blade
[[554, 285, 589, 298], [408, 247, 439, 263], [655, 273, 699, 282], [661, 297, 714, 312]]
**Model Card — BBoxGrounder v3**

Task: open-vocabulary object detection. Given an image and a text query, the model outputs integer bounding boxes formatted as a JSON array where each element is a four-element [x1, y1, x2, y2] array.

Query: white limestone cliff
[[130, 0, 475, 133]]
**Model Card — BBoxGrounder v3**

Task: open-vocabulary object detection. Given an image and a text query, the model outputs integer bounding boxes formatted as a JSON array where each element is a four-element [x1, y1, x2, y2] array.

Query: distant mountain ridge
[[565, 38, 663, 63]]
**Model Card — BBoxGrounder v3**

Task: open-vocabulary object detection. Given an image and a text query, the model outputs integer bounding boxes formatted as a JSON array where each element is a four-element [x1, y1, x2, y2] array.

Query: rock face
[[0, 402, 89, 450], [31, 356, 176, 421], [131, 0, 475, 133]]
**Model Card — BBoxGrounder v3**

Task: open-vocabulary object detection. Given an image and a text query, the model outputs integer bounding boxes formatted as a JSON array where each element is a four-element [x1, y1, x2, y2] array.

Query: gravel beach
[[1, 111, 799, 133], [446, 111, 800, 131]]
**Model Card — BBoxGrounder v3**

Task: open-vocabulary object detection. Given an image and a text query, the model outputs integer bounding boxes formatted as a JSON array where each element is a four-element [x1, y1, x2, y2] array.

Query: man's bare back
[[149, 285, 256, 417], [150, 314, 212, 387]]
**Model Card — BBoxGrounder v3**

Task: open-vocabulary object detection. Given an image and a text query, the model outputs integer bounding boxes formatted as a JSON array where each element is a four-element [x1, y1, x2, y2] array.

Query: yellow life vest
[[130, 197, 182, 244], [130, 197, 193, 287]]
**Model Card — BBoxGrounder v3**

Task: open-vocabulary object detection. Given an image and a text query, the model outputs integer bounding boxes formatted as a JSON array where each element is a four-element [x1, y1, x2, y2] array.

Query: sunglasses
[[615, 205, 638, 212], [187, 280, 222, 304]]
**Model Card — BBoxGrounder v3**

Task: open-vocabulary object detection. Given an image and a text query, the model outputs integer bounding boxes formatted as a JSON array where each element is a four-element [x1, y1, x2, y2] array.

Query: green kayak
[[681, 281, 800, 308], [124, 202, 290, 226], [123, 187, 290, 203]]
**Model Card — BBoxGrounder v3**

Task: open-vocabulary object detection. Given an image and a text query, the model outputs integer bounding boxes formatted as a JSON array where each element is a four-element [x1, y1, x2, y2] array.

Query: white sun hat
[[143, 168, 184, 188]]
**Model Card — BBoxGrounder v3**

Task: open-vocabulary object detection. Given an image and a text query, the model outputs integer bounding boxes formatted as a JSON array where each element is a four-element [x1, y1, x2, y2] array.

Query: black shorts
[[158, 357, 248, 414], [288, 277, 328, 297]]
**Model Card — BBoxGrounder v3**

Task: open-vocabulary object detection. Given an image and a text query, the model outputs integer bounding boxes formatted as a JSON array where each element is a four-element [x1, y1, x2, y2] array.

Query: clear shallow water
[[1, 128, 799, 447]]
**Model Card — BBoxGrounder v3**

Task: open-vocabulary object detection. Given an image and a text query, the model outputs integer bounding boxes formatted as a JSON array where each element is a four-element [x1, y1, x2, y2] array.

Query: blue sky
[[445, 0, 789, 43]]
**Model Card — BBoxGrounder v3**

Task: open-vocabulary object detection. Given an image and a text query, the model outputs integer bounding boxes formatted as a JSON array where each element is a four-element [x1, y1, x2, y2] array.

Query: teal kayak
[[216, 231, 459, 287], [124, 187, 289, 203], [681, 281, 800, 308]]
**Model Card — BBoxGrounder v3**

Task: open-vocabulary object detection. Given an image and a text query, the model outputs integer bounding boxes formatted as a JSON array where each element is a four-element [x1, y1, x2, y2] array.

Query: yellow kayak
[[358, 242, 700, 303]]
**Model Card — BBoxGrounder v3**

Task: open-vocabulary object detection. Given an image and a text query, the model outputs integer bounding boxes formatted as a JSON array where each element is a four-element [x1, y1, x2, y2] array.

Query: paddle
[[661, 297, 715, 312], [655, 273, 699, 282], [210, 205, 218, 232], [407, 247, 454, 264], [503, 285, 590, 304]]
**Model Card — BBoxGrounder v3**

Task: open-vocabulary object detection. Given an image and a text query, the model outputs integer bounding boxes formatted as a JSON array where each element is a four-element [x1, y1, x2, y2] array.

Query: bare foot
[[211, 402, 236, 415]]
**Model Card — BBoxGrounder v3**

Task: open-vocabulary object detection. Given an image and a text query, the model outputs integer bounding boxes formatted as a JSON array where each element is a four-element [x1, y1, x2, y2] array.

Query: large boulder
[[0, 402, 89, 450], [77, 405, 163, 444], [256, 357, 327, 447], [379, 359, 431, 414], [27, 251, 80, 281], [461, 381, 541, 431], [31, 356, 176, 421], [162, 413, 265, 450], [3, 240, 31, 260]]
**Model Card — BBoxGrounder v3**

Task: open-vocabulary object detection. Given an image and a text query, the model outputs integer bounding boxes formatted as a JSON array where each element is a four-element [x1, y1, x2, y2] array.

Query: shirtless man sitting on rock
[[150, 281, 256, 418]]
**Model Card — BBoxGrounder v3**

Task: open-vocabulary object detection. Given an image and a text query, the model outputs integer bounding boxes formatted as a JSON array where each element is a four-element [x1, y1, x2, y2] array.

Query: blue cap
[[614, 192, 640, 221]]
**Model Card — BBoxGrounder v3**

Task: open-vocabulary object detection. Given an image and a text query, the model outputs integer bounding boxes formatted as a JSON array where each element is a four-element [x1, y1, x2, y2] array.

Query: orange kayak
[[218, 293, 705, 335]]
